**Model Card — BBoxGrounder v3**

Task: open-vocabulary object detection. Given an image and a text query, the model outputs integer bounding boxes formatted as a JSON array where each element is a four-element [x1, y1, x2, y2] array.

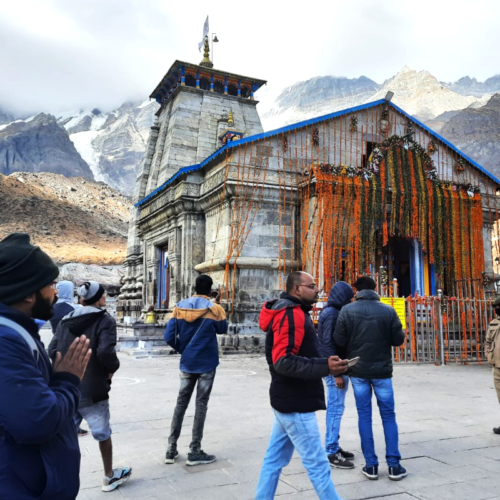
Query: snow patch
[[90, 114, 107, 131], [0, 116, 36, 131], [70, 131, 104, 182], [137, 100, 154, 109], [62, 112, 89, 131]]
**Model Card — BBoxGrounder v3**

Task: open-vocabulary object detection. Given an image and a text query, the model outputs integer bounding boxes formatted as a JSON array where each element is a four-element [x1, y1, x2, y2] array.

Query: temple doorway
[[377, 236, 435, 297], [158, 245, 170, 308]]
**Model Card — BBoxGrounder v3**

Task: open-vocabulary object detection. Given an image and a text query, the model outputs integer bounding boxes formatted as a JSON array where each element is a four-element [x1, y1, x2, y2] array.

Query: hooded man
[[49, 281, 88, 437], [485, 297, 500, 435], [48, 281, 132, 493], [164, 274, 228, 466], [317, 281, 355, 469], [255, 271, 348, 500], [0, 233, 91, 500], [50, 280, 79, 334]]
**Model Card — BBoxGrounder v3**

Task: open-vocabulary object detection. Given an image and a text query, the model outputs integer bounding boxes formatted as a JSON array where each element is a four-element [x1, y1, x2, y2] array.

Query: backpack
[[0, 317, 40, 362]]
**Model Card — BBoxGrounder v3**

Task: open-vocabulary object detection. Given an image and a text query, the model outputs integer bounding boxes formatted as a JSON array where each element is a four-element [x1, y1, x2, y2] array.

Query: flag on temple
[[198, 16, 209, 52]]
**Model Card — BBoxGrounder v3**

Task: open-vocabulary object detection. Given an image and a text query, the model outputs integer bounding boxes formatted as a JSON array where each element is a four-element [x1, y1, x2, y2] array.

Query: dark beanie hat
[[0, 233, 59, 305]]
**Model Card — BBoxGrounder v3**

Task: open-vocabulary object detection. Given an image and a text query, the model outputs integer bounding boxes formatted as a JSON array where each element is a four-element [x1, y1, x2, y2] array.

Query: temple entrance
[[377, 236, 435, 297], [390, 236, 411, 297]]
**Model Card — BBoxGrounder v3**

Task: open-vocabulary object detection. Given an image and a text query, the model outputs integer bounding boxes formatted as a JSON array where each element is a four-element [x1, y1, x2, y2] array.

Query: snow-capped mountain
[[58, 100, 159, 195], [2, 67, 500, 196], [442, 75, 500, 98], [0, 114, 93, 179], [262, 66, 491, 131], [262, 75, 380, 131], [370, 66, 490, 121]]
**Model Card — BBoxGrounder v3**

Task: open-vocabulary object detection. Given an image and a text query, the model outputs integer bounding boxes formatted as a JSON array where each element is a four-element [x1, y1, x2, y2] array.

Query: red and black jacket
[[259, 292, 329, 413]]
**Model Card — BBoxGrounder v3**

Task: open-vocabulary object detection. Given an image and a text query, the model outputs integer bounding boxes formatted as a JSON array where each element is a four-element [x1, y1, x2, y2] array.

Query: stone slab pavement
[[70, 352, 500, 500]]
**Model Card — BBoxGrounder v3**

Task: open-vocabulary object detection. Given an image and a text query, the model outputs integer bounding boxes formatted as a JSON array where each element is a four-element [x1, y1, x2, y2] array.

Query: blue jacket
[[0, 303, 81, 500], [317, 282, 354, 358], [164, 295, 228, 373]]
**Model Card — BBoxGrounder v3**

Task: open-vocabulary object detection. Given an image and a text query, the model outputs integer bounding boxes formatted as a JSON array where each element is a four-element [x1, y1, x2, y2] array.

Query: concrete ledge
[[195, 257, 298, 273], [117, 333, 266, 355]]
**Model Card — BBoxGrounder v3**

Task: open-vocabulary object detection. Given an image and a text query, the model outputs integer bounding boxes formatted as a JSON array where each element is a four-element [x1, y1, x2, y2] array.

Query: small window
[[200, 77, 210, 91], [214, 80, 224, 93], [312, 127, 319, 147], [185, 74, 196, 88], [228, 84, 238, 96], [362, 141, 375, 168]]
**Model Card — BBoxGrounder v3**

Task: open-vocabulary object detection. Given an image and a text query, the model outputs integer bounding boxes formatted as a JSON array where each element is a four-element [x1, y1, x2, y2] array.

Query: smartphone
[[348, 356, 360, 367]]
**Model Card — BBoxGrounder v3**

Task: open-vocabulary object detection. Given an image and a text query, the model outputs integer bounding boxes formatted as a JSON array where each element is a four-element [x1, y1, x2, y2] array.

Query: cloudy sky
[[1, 0, 500, 117]]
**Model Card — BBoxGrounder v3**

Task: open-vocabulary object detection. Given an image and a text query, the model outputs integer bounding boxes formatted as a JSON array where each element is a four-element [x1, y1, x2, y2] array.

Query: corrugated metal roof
[[135, 99, 500, 208]]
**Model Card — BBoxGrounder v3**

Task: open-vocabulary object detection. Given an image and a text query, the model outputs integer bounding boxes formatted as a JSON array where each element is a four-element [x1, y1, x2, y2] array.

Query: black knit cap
[[0, 233, 59, 305]]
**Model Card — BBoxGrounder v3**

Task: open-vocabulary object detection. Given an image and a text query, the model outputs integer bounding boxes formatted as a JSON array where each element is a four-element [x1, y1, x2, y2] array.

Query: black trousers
[[167, 369, 216, 453]]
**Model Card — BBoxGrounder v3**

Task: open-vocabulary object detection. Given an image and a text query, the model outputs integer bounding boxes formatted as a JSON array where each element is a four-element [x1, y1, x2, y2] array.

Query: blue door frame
[[158, 246, 169, 308]]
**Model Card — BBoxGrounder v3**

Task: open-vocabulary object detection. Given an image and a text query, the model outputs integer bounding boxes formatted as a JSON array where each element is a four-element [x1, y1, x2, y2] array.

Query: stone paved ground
[[73, 353, 500, 500]]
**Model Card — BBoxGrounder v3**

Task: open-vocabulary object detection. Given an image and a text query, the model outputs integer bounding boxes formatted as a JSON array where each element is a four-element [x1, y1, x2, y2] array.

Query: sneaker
[[362, 465, 379, 480], [493, 427, 500, 435], [338, 447, 355, 460], [102, 467, 132, 492], [164, 449, 179, 464], [388, 464, 408, 481], [328, 452, 355, 469], [77, 427, 88, 437], [186, 450, 216, 466]]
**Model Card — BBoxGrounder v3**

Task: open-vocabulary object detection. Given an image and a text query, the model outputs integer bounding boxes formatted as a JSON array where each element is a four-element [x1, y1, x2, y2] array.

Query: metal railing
[[393, 293, 494, 365]]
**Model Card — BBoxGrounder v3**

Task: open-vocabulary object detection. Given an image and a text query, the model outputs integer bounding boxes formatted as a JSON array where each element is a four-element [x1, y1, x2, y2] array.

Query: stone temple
[[118, 43, 500, 349]]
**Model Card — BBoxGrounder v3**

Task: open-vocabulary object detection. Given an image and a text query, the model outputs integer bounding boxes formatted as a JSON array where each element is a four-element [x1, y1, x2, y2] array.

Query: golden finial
[[199, 36, 213, 68], [228, 109, 234, 127]]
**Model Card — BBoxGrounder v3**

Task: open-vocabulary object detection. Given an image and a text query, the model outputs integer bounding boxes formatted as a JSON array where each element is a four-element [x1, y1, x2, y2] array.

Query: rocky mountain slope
[[370, 66, 490, 121], [0, 100, 158, 196], [0, 114, 94, 179], [439, 94, 500, 180], [59, 100, 158, 195], [0, 172, 131, 265], [262, 75, 380, 130], [2, 67, 500, 196], [261, 66, 490, 130], [442, 75, 500, 97]]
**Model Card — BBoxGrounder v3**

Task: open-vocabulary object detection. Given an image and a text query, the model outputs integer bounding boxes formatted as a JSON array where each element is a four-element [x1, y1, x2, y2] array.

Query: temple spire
[[199, 36, 213, 68]]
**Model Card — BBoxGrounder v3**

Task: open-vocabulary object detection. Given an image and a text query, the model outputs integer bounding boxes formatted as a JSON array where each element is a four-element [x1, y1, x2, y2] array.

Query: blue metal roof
[[135, 99, 499, 208]]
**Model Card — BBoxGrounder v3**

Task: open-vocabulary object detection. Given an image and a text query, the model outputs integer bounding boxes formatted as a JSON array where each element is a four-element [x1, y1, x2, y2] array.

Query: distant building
[[118, 50, 500, 336]]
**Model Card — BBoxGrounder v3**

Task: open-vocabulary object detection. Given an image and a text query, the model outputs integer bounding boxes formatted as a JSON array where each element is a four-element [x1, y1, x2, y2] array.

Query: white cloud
[[1, 0, 499, 117]]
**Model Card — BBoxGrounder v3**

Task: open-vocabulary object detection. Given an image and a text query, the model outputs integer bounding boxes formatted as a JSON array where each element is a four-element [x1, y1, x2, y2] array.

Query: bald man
[[256, 271, 348, 500]]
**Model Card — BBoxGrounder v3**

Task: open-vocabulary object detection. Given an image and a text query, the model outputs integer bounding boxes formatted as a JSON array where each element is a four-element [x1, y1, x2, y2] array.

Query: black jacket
[[48, 306, 120, 403], [334, 289, 405, 379], [260, 292, 329, 413], [317, 281, 354, 358]]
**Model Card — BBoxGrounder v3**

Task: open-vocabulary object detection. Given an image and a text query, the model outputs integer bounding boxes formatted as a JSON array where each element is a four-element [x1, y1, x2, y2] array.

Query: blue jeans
[[255, 410, 343, 500], [350, 377, 401, 468], [325, 375, 349, 455]]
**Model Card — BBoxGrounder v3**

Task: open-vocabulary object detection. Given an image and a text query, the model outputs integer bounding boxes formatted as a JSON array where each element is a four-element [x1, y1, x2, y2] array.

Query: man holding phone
[[334, 276, 406, 481], [256, 271, 348, 500]]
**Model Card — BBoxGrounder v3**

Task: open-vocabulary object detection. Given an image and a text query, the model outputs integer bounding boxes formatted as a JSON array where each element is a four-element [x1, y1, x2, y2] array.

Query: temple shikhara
[[117, 39, 500, 362]]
